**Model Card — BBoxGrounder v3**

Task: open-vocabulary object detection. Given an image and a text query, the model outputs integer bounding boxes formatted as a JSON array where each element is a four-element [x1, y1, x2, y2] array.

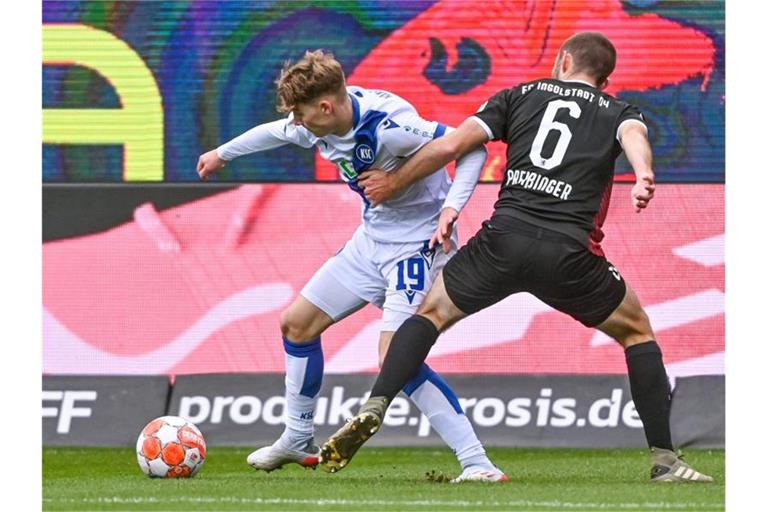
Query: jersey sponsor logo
[[403, 126, 435, 139], [355, 144, 375, 164], [337, 160, 357, 181], [337, 160, 370, 208]]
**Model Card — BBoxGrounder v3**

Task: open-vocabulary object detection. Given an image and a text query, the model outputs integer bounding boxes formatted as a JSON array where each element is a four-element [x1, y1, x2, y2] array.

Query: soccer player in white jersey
[[197, 50, 507, 483]]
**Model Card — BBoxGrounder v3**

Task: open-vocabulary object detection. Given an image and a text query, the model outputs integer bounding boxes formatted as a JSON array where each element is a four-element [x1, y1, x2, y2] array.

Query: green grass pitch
[[43, 447, 724, 511]]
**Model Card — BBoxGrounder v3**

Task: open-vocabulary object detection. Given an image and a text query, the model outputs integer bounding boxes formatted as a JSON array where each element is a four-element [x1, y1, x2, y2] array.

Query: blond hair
[[275, 50, 347, 113]]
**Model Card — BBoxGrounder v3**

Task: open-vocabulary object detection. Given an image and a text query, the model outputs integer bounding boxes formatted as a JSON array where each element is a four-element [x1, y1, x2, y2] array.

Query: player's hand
[[631, 173, 655, 213], [429, 207, 459, 254], [197, 149, 226, 181], [358, 169, 398, 205]]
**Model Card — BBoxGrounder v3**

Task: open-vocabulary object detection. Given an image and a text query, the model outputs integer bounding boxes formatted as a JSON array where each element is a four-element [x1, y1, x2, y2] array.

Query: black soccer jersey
[[472, 78, 645, 255]]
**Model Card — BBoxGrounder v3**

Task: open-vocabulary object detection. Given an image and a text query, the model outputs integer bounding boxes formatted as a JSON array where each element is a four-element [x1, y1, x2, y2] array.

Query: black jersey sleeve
[[472, 88, 516, 141], [615, 103, 647, 140]]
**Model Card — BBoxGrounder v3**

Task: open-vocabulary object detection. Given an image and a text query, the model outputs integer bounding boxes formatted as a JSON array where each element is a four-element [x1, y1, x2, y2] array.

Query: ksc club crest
[[355, 144, 375, 164]]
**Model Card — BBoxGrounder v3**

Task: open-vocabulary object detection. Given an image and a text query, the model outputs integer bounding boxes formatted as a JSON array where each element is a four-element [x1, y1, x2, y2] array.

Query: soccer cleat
[[650, 447, 713, 483], [246, 440, 320, 472], [450, 465, 510, 483], [319, 396, 388, 473]]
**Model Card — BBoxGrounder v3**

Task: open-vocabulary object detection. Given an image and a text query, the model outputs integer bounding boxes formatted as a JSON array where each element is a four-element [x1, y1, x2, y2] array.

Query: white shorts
[[301, 225, 457, 331]]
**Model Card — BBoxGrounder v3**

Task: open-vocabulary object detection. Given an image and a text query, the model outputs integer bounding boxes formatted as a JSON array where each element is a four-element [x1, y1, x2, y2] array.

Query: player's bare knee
[[279, 308, 314, 342], [624, 303, 653, 337], [610, 316, 654, 348], [415, 299, 439, 322], [412, 302, 442, 330], [278, 308, 296, 339], [416, 296, 459, 332]]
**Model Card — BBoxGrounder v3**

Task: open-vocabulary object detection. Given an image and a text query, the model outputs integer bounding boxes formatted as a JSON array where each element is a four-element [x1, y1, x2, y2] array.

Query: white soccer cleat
[[247, 440, 320, 472], [450, 465, 509, 483]]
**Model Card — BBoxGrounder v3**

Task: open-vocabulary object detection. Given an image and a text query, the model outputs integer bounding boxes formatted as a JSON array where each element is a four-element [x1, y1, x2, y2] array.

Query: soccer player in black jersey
[[319, 32, 713, 483]]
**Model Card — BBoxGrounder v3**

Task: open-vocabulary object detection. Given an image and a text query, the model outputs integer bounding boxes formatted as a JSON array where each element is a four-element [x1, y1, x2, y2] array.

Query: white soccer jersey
[[217, 86, 480, 242]]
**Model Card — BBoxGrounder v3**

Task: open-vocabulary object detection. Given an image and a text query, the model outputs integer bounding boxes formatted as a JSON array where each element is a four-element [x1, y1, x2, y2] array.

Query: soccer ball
[[136, 416, 206, 478]]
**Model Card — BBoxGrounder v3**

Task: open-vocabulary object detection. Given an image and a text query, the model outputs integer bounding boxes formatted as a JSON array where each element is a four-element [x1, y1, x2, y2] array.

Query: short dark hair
[[560, 32, 616, 86]]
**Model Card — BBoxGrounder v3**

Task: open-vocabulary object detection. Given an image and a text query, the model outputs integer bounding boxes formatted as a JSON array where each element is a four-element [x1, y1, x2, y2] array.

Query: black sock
[[370, 315, 440, 402], [625, 341, 673, 451]]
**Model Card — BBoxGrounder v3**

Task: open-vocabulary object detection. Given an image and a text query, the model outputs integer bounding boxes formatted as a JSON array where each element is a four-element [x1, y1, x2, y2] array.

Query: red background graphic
[[43, 184, 723, 377], [316, 0, 716, 182]]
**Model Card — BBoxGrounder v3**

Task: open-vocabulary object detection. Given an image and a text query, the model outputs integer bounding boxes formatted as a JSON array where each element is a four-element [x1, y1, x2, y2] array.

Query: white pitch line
[[42, 496, 723, 510]]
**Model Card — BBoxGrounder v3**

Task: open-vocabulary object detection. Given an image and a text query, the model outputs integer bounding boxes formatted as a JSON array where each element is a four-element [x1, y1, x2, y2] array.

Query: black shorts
[[443, 216, 626, 327]]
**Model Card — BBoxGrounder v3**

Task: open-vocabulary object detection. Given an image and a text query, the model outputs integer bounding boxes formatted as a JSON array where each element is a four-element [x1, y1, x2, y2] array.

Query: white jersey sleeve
[[442, 141, 485, 213], [378, 111, 448, 159], [216, 115, 316, 161]]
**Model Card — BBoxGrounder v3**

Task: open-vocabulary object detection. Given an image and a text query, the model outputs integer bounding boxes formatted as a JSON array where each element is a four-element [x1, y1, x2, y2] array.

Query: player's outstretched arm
[[619, 122, 655, 212], [197, 119, 310, 180], [360, 118, 489, 205]]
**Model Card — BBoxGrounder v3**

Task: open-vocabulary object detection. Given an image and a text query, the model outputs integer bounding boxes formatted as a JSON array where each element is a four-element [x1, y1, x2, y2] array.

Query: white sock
[[279, 337, 323, 450], [404, 364, 493, 471]]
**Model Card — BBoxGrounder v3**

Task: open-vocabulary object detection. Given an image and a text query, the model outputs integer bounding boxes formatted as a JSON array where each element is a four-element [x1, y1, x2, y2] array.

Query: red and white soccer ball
[[136, 416, 206, 478]]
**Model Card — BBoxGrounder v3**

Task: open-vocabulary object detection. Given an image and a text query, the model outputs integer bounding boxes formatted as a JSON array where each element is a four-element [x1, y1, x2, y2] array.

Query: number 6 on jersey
[[529, 100, 582, 170]]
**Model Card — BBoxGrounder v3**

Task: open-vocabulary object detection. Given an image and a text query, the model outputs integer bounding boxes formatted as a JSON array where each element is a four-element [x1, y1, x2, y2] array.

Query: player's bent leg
[[378, 332, 507, 482], [595, 284, 654, 349], [250, 297, 338, 472], [279, 295, 335, 343], [370, 271, 466, 403], [597, 285, 713, 483], [254, 247, 378, 473], [404, 365, 507, 482], [320, 273, 468, 473]]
